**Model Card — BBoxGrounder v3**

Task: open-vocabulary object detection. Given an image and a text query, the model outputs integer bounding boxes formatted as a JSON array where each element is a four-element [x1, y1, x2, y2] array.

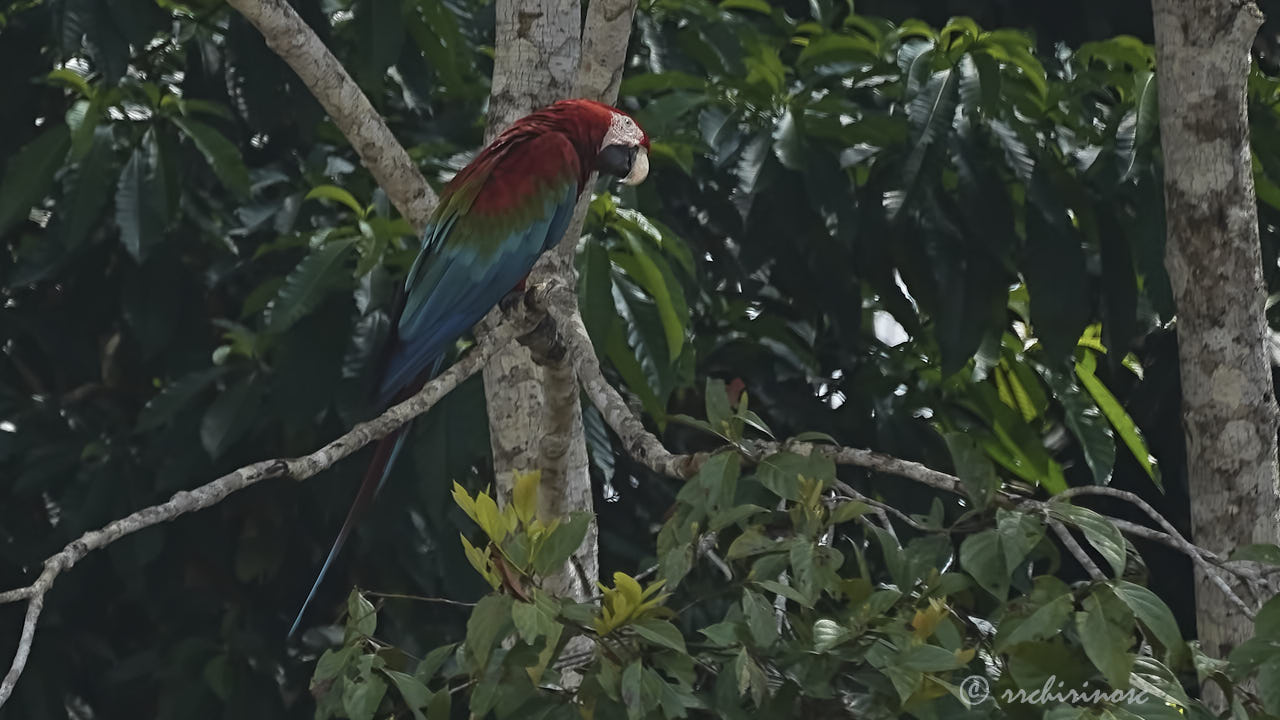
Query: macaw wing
[[375, 132, 581, 405]]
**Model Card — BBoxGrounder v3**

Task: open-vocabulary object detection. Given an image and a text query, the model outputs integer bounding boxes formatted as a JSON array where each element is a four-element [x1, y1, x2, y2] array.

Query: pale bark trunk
[[482, 0, 637, 601], [1151, 0, 1280, 693]]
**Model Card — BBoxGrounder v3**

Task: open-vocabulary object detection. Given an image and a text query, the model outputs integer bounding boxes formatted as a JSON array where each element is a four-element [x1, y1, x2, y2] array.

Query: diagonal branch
[[223, 0, 437, 230], [0, 307, 540, 708]]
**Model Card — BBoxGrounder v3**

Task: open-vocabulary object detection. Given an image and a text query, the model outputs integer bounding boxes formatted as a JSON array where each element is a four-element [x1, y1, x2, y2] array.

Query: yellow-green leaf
[[306, 184, 366, 217], [1075, 351, 1161, 489], [513, 470, 540, 526]]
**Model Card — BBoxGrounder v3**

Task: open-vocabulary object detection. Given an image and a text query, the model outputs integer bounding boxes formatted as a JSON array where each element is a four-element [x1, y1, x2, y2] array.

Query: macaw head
[[541, 99, 651, 186]]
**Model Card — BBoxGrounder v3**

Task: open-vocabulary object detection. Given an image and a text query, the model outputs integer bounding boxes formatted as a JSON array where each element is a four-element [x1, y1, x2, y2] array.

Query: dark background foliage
[[2, 0, 1280, 716]]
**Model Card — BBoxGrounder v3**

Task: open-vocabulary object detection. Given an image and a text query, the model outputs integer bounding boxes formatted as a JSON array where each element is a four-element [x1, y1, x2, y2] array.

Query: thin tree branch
[[0, 308, 540, 708], [223, 0, 437, 230], [1049, 519, 1107, 582], [534, 292, 1274, 622], [832, 481, 934, 534]]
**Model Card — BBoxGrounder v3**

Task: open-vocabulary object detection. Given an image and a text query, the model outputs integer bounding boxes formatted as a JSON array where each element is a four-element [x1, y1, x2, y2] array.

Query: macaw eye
[[597, 143, 637, 179]]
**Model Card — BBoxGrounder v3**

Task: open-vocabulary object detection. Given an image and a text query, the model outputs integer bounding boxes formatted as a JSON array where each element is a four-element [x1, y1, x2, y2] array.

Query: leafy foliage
[[2, 0, 1279, 717], [314, 422, 1241, 718]]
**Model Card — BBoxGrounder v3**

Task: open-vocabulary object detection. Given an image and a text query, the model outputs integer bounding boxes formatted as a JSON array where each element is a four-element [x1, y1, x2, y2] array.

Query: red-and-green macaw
[[290, 99, 650, 636]]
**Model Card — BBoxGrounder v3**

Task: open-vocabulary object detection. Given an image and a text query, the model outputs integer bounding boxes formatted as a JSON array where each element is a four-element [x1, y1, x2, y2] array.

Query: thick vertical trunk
[[483, 0, 638, 602], [482, 0, 593, 601], [1151, 0, 1279, 680]]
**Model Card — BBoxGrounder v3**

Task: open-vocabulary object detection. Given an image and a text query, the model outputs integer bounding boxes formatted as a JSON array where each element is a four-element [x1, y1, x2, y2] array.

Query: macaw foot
[[498, 286, 526, 315]]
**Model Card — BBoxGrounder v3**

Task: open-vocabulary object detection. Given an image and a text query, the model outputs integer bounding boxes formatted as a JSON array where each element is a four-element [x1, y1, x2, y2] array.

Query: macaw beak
[[622, 146, 649, 186]]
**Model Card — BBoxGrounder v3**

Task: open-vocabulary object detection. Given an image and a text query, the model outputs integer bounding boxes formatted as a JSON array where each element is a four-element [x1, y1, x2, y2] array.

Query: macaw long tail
[[288, 427, 410, 639]]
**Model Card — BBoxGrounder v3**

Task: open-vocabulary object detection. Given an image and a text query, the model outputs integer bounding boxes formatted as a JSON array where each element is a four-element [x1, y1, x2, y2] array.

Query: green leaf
[[306, 184, 366, 217], [960, 529, 1008, 599], [944, 432, 1000, 509], [1117, 71, 1158, 181], [902, 66, 959, 190], [771, 108, 805, 171], [1075, 587, 1136, 687], [1048, 502, 1126, 577], [996, 509, 1045, 571], [793, 431, 839, 445], [66, 94, 105, 161], [464, 594, 513, 671], [996, 592, 1074, 651], [742, 590, 777, 647], [579, 241, 617, 344], [829, 501, 871, 525], [756, 450, 831, 501], [897, 643, 964, 672], [137, 367, 227, 431], [346, 589, 377, 639], [613, 226, 686, 361], [1076, 351, 1161, 489], [631, 618, 687, 654], [200, 376, 263, 459], [1024, 174, 1090, 361], [115, 133, 169, 261], [709, 504, 768, 532], [726, 528, 779, 560], [754, 578, 810, 607], [314, 646, 357, 682], [797, 33, 878, 69], [1261, 656, 1280, 715], [1037, 362, 1116, 485], [532, 512, 592, 576], [355, 0, 404, 82], [47, 67, 93, 97], [1230, 544, 1280, 565], [0, 124, 71, 236], [414, 643, 456, 681], [265, 239, 357, 333], [721, 0, 771, 14], [342, 675, 387, 720], [1112, 580, 1185, 665], [704, 377, 733, 434], [813, 618, 849, 652], [426, 688, 451, 720], [511, 592, 559, 644], [172, 117, 251, 199], [49, 126, 116, 250], [676, 451, 741, 514], [382, 669, 431, 715], [622, 660, 644, 720], [402, 0, 465, 93], [512, 470, 539, 526]]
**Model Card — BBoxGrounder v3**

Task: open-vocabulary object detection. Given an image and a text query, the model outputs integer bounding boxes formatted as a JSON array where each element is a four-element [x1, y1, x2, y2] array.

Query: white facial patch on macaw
[[602, 112, 650, 186], [602, 112, 645, 149]]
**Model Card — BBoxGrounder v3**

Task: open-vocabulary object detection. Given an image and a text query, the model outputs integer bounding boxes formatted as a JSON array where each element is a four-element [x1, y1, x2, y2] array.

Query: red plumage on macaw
[[290, 99, 651, 636]]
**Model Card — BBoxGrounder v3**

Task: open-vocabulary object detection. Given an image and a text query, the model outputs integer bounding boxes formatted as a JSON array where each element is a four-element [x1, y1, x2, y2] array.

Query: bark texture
[[482, 0, 592, 599], [481, 0, 640, 602], [224, 0, 437, 230], [1151, 0, 1280, 670]]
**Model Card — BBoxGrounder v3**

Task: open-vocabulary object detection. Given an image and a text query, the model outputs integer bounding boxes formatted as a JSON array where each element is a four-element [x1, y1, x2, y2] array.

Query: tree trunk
[[1151, 0, 1280, 690], [482, 0, 636, 601]]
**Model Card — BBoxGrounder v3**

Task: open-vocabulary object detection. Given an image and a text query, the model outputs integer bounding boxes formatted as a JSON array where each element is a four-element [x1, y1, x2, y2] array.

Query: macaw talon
[[517, 312, 567, 366], [498, 286, 527, 315]]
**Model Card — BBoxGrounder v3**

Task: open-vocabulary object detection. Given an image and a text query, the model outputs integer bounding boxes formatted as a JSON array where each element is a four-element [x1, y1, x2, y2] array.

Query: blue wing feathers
[[294, 131, 582, 636], [375, 186, 576, 407]]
